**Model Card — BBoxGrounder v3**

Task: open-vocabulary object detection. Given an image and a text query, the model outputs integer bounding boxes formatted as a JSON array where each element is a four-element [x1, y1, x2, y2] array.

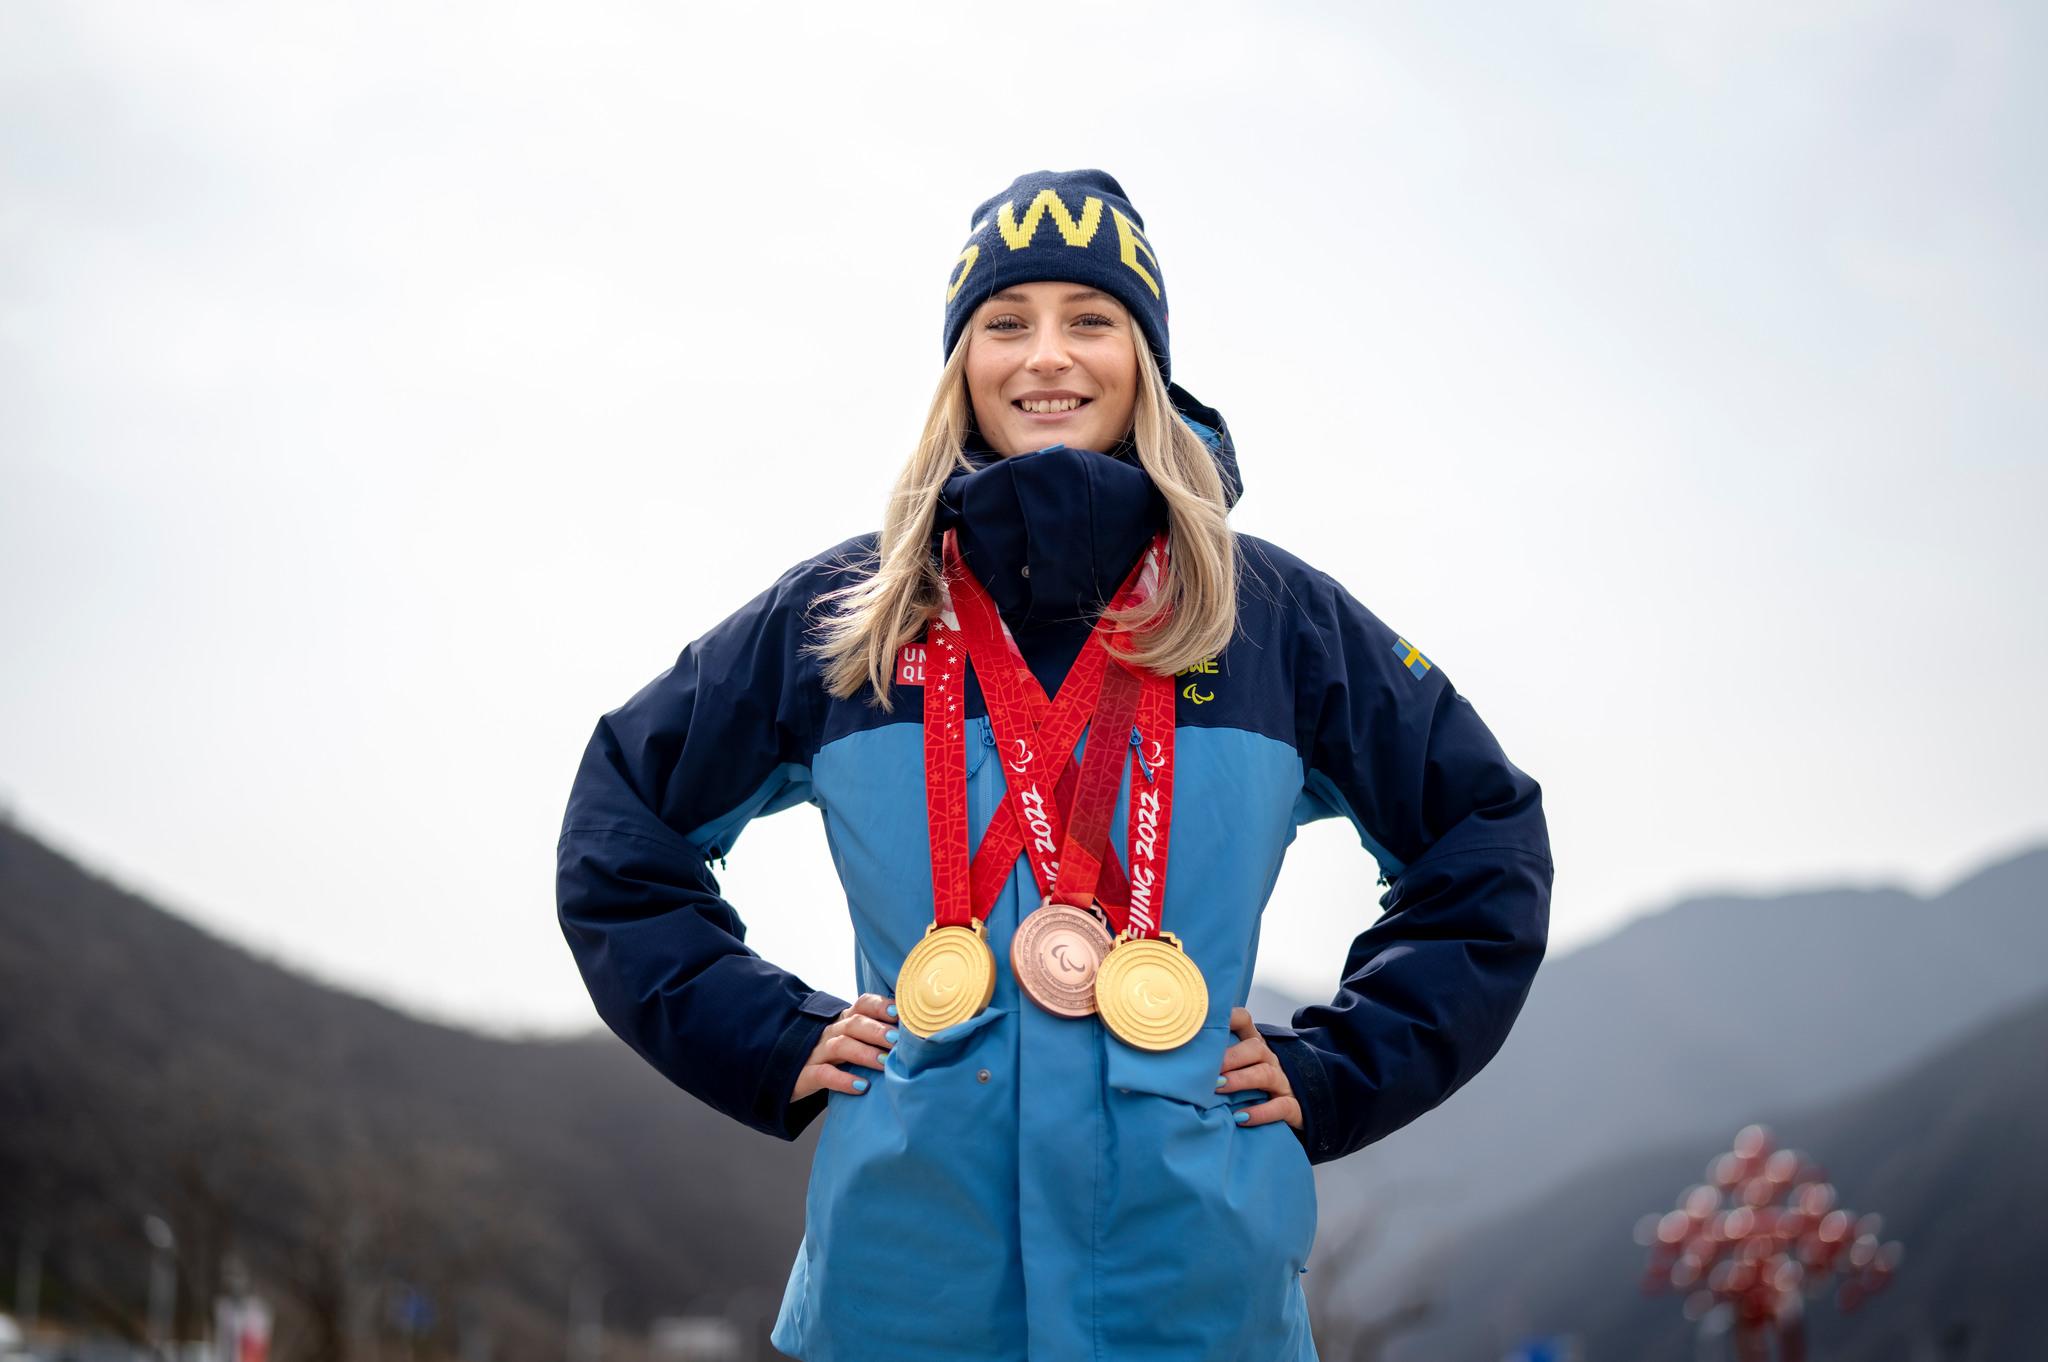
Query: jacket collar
[[933, 383, 1241, 632]]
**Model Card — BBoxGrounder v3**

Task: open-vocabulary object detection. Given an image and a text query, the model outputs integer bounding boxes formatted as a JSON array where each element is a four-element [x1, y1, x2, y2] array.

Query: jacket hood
[[935, 382, 1241, 631]]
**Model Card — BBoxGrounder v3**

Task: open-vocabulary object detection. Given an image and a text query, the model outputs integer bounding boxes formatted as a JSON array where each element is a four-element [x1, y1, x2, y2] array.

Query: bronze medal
[[1010, 900, 1115, 1017], [1095, 929, 1208, 1052], [896, 918, 997, 1038]]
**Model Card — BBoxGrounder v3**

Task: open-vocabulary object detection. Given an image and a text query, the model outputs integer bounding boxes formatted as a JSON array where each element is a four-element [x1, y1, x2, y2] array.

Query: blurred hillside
[[1305, 842, 2048, 1338], [6, 813, 2045, 1362], [1377, 983, 2048, 1361], [0, 818, 812, 1362]]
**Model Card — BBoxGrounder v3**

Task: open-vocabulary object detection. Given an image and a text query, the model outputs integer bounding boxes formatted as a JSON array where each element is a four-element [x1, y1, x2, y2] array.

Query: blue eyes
[[984, 314, 1116, 332]]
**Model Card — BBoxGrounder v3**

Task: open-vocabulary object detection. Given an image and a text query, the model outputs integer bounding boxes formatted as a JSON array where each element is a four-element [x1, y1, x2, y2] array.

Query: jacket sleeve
[[1265, 568, 1553, 1164], [555, 556, 851, 1141]]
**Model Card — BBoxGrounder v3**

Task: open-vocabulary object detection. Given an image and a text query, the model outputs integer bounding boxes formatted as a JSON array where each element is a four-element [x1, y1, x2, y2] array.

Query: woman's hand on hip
[[1217, 1006, 1303, 1131], [791, 992, 899, 1103]]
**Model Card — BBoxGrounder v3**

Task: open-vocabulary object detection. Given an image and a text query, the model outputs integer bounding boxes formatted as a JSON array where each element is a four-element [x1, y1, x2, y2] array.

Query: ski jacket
[[555, 388, 1553, 1361]]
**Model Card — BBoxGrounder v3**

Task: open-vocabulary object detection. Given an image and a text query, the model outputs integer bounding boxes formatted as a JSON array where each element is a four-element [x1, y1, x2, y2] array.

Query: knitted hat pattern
[[941, 169, 1171, 384]]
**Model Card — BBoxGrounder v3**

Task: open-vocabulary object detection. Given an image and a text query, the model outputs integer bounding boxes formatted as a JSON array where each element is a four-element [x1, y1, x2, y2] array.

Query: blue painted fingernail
[[886, 1029, 901, 1044], [852, 1077, 869, 1093], [886, 1003, 898, 1018], [1235, 1110, 1251, 1125], [1216, 1075, 1228, 1088]]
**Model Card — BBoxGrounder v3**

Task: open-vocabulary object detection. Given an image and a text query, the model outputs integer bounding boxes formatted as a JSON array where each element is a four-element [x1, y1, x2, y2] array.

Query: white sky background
[[3, 1, 2042, 1036]]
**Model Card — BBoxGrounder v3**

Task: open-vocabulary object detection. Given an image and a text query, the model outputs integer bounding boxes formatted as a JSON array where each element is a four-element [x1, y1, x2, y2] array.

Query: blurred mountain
[[0, 817, 810, 1362], [1303, 842, 2048, 1345], [8, 809, 2045, 1362], [1376, 982, 2048, 1362]]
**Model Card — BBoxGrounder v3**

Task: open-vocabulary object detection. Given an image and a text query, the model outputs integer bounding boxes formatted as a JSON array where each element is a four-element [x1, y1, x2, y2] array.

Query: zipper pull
[[982, 716, 996, 748], [1130, 726, 1156, 783]]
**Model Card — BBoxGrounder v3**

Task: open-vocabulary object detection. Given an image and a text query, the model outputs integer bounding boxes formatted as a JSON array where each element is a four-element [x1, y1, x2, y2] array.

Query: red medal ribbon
[[922, 624, 973, 927], [965, 591, 1148, 913], [922, 530, 1179, 942], [1046, 659, 1142, 911], [1117, 650, 1176, 938], [971, 690, 1138, 915], [942, 530, 1150, 901]]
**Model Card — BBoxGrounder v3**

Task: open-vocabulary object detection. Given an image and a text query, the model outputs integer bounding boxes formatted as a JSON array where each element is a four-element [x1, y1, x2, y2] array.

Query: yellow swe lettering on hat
[[998, 189, 1103, 250], [1111, 207, 1160, 299], [946, 244, 981, 302]]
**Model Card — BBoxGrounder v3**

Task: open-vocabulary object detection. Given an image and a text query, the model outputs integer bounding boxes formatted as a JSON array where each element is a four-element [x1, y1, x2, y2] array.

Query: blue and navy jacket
[[556, 389, 1553, 1361]]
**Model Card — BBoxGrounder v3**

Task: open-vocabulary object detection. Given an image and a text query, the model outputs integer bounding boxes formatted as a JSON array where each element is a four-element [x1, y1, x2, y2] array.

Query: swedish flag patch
[[1391, 636, 1433, 679]]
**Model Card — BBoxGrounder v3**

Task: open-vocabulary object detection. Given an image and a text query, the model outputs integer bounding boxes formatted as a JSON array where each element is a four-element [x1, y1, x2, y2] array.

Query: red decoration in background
[[1636, 1125, 1903, 1361]]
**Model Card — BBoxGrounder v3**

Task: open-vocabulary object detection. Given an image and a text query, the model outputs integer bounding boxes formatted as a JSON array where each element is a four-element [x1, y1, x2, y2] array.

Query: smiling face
[[964, 281, 1140, 458]]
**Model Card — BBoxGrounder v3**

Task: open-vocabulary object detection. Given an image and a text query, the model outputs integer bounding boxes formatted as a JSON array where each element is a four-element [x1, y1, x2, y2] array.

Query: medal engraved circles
[[1011, 902, 1115, 1018], [1095, 931, 1209, 1052], [897, 921, 997, 1038]]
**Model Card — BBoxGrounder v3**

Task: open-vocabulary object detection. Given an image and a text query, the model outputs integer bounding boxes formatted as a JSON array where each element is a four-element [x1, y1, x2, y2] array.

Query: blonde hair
[[806, 330, 1239, 712]]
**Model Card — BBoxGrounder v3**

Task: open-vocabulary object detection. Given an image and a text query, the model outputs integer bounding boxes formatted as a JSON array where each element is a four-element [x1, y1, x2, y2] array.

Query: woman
[[557, 169, 1553, 1361]]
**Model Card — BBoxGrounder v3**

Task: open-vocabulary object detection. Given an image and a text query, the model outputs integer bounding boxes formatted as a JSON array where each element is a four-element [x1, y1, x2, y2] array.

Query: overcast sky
[[4, 1, 2042, 1037]]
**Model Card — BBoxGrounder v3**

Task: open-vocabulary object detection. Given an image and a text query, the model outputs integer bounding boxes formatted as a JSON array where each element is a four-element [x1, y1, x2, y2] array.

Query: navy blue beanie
[[941, 169, 1171, 384]]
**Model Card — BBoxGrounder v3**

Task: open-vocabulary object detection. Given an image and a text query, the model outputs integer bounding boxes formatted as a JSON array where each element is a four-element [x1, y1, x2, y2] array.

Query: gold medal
[[1095, 930, 1208, 1051], [896, 919, 997, 1038], [1011, 900, 1115, 1018]]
